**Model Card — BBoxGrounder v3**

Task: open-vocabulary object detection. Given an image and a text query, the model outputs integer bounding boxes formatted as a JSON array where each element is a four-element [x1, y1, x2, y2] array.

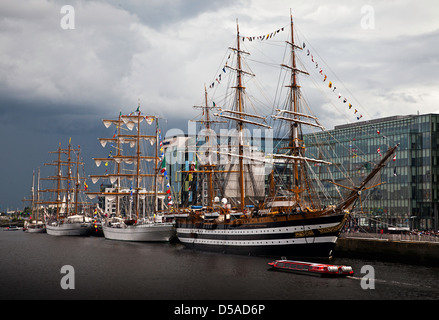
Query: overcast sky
[[1, 0, 438, 210]]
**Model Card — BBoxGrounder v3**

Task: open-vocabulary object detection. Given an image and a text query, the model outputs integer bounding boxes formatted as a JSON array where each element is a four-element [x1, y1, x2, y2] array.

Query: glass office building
[[304, 114, 439, 231]]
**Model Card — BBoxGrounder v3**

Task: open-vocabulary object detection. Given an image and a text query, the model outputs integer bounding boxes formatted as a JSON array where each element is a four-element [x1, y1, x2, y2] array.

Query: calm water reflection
[[1, 231, 438, 300]]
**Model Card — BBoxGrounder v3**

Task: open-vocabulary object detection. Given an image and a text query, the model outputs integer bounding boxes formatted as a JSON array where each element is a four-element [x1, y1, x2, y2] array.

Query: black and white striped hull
[[176, 213, 347, 258]]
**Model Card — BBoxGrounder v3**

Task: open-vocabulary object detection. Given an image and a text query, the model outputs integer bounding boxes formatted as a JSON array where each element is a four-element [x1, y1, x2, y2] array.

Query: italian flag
[[160, 156, 166, 174]]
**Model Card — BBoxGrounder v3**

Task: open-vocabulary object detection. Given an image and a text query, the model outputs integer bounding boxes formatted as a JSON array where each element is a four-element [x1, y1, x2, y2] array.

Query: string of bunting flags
[[303, 41, 397, 163], [208, 25, 287, 91], [92, 208, 99, 233], [241, 26, 286, 42], [303, 42, 364, 122], [158, 126, 173, 207], [208, 58, 229, 90]]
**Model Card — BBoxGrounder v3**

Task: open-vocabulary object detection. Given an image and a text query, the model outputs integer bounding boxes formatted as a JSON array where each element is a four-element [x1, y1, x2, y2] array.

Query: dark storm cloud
[[92, 0, 238, 29]]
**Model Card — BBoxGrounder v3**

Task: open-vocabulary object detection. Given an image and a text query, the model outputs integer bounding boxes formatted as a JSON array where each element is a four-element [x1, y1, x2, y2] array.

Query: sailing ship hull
[[46, 222, 91, 236], [176, 213, 347, 258], [24, 221, 46, 233], [25, 225, 46, 233], [102, 223, 176, 242]]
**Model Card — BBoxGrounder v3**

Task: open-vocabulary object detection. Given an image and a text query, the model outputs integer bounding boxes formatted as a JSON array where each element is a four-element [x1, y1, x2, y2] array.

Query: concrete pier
[[334, 234, 439, 266]]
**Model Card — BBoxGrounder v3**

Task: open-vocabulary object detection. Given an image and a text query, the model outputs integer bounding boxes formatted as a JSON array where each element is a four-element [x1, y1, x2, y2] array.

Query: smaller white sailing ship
[[23, 169, 46, 233], [87, 106, 175, 242], [103, 214, 174, 242], [24, 220, 46, 233], [41, 141, 92, 236], [46, 214, 91, 236]]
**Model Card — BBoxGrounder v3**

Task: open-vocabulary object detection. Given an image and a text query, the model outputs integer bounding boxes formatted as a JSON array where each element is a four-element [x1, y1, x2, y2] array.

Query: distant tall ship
[[23, 169, 46, 233], [86, 106, 175, 242], [175, 13, 398, 258], [42, 141, 92, 236]]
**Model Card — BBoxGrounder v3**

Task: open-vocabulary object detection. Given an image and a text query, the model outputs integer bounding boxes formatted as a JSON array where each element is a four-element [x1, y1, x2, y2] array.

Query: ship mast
[[22, 171, 36, 220], [270, 12, 328, 210], [289, 13, 301, 203], [36, 168, 40, 223], [116, 113, 122, 216], [214, 20, 271, 212], [40, 142, 88, 220], [204, 87, 214, 207], [66, 142, 72, 216], [196, 86, 215, 207], [74, 146, 82, 216], [236, 22, 246, 211], [191, 85, 224, 208], [31, 170, 35, 218], [154, 117, 159, 213], [54, 145, 62, 219], [88, 108, 164, 221], [135, 108, 141, 220]]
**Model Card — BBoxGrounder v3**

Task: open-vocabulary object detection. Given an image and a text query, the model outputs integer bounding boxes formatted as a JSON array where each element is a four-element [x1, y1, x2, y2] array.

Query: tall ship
[[175, 14, 398, 258], [23, 169, 46, 233], [86, 106, 175, 242], [42, 141, 92, 236]]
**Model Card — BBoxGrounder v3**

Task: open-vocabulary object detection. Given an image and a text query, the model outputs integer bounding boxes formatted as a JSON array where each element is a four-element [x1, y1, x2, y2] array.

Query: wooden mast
[[190, 86, 227, 209], [96, 105, 165, 219], [116, 112, 122, 217], [36, 168, 40, 223], [336, 143, 399, 212], [74, 145, 81, 216], [31, 170, 35, 221], [212, 19, 271, 211], [202, 85, 215, 208], [135, 106, 141, 221], [40, 142, 88, 220], [154, 117, 159, 213], [56, 144, 62, 220], [271, 12, 328, 210], [236, 20, 245, 212], [289, 12, 303, 205], [66, 142, 72, 217], [88, 112, 165, 215]]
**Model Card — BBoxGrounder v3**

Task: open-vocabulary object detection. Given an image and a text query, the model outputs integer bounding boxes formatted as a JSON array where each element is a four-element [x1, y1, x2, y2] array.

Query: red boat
[[268, 258, 354, 277]]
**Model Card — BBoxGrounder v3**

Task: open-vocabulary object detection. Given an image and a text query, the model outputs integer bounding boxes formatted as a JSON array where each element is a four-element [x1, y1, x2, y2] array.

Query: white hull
[[103, 223, 175, 242], [176, 213, 348, 257], [26, 226, 46, 233], [46, 222, 90, 236]]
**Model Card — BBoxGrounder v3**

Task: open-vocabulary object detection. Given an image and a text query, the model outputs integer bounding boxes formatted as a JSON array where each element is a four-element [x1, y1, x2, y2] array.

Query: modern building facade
[[304, 114, 439, 231]]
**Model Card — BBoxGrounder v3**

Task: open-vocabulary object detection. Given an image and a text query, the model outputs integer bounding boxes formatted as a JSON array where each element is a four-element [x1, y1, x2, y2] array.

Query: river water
[[1, 230, 438, 301]]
